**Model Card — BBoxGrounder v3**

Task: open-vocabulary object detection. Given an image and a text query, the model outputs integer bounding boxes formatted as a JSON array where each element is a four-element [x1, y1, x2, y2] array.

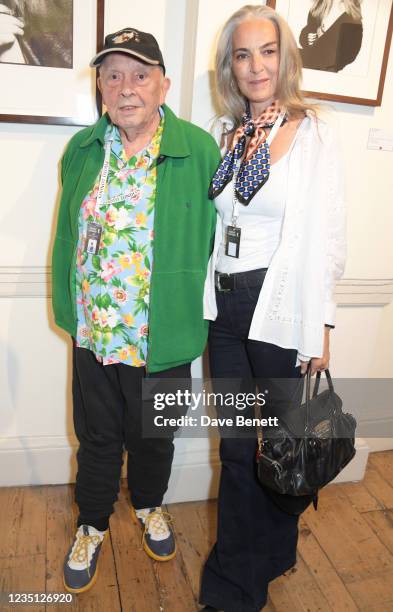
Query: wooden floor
[[1, 451, 393, 611]]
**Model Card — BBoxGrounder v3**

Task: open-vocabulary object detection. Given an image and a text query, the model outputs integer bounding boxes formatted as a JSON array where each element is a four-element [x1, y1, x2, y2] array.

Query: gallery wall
[[0, 0, 392, 495]]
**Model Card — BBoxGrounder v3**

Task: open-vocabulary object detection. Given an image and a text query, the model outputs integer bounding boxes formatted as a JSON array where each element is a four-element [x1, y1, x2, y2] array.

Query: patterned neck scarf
[[209, 101, 287, 205]]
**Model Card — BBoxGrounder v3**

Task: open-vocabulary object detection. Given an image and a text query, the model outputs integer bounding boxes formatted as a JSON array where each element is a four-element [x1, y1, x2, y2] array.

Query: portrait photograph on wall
[[267, 0, 393, 105], [0, 0, 104, 125], [0, 0, 73, 68]]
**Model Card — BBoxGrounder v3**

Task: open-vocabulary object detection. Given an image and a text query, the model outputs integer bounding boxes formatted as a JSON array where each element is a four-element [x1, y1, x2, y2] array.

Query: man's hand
[[0, 4, 24, 48], [299, 328, 331, 375]]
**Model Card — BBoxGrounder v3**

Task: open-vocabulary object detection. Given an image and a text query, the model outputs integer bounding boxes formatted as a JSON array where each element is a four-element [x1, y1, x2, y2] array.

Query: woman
[[299, 0, 363, 72], [0, 0, 72, 67], [201, 4, 346, 611]]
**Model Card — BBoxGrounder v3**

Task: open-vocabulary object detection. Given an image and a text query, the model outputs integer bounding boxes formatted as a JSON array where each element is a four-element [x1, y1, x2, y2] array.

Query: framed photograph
[[0, 0, 104, 125], [267, 0, 393, 106]]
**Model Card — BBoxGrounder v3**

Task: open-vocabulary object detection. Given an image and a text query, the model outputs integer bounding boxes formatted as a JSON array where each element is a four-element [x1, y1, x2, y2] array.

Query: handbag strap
[[305, 366, 312, 433], [306, 367, 337, 435], [257, 367, 337, 442], [305, 365, 319, 432], [312, 369, 334, 397], [256, 401, 263, 453], [257, 368, 312, 443]]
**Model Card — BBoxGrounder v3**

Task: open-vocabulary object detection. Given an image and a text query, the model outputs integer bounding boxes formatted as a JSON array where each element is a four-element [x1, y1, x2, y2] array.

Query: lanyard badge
[[85, 222, 102, 255], [83, 134, 113, 256], [225, 225, 241, 258], [226, 160, 242, 259]]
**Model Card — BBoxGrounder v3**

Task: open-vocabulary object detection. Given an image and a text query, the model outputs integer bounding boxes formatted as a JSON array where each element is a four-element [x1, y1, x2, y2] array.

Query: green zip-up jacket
[[51, 105, 220, 372]]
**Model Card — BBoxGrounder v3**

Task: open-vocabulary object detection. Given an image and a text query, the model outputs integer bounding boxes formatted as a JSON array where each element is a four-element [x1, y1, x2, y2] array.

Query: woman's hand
[[307, 32, 318, 46], [299, 328, 331, 375], [0, 4, 24, 48]]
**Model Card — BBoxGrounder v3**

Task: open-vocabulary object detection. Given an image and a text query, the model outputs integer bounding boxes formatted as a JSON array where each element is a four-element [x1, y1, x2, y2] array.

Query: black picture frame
[[0, 0, 104, 125]]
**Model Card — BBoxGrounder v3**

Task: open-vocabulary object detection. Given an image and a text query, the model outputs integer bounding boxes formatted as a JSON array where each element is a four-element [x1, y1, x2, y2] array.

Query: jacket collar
[[159, 104, 190, 158], [80, 113, 110, 148], [79, 104, 190, 158]]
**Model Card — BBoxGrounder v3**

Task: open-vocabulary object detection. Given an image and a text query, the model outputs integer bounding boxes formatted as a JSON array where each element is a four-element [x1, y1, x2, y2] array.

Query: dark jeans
[[200, 273, 301, 612], [72, 344, 191, 531]]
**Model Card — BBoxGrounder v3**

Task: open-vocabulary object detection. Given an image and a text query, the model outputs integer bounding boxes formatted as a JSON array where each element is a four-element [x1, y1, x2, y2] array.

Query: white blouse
[[204, 113, 347, 363]]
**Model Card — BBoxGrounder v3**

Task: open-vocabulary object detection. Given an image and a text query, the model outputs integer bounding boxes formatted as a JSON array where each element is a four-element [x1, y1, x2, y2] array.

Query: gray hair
[[214, 4, 317, 127], [311, 0, 362, 22]]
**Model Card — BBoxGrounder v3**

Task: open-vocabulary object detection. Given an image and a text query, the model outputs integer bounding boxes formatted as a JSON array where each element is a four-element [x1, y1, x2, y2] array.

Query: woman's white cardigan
[[203, 113, 346, 361]]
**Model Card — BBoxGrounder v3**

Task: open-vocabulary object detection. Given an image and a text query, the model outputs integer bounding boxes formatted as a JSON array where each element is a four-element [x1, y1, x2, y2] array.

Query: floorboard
[[1, 451, 393, 611]]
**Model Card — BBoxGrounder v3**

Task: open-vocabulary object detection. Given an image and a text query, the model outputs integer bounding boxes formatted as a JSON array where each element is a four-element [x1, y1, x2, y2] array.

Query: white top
[[215, 120, 304, 273], [216, 155, 288, 272], [204, 113, 347, 364]]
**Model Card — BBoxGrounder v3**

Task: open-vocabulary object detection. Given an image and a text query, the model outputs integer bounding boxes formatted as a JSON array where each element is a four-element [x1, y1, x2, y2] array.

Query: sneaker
[[63, 525, 107, 593], [134, 506, 176, 561]]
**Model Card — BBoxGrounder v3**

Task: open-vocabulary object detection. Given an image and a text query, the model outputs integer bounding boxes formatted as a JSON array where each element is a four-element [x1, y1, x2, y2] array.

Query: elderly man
[[51, 27, 219, 593]]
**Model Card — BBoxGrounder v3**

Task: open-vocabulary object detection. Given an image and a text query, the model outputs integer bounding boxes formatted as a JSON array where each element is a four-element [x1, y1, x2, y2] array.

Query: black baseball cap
[[90, 27, 165, 73]]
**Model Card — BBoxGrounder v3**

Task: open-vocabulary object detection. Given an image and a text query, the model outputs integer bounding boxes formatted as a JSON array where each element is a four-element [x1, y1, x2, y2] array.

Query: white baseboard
[[0, 436, 370, 502], [166, 437, 371, 502], [364, 438, 393, 453], [331, 437, 369, 484], [0, 435, 78, 487]]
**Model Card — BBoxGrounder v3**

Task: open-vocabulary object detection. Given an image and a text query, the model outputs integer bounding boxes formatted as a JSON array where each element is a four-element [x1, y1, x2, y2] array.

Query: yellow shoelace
[[71, 533, 101, 576], [141, 510, 174, 545]]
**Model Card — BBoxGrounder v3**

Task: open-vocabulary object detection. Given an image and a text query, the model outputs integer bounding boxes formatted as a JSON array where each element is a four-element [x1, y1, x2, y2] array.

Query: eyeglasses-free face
[[98, 52, 170, 136], [232, 18, 280, 118]]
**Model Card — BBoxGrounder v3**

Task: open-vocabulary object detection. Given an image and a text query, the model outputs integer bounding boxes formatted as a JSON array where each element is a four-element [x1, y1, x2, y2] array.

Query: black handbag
[[256, 368, 356, 508]]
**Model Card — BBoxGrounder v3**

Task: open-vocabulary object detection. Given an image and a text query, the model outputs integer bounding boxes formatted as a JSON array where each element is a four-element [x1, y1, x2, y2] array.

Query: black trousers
[[72, 344, 191, 530], [200, 273, 302, 612]]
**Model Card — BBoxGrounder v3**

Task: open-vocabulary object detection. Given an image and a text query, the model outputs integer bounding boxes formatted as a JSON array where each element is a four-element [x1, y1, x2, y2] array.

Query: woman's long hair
[[310, 0, 362, 22], [214, 4, 317, 127]]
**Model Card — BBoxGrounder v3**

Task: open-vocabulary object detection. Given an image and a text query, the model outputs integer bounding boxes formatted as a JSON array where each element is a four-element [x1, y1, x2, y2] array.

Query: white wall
[[0, 0, 392, 495]]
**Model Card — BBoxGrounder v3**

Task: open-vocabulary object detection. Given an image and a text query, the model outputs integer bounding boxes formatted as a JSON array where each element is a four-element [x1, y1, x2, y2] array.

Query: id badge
[[225, 225, 241, 258], [84, 222, 102, 255]]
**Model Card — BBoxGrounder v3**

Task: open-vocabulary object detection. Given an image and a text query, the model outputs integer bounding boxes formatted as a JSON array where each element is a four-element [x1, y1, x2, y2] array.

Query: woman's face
[[231, 18, 280, 114]]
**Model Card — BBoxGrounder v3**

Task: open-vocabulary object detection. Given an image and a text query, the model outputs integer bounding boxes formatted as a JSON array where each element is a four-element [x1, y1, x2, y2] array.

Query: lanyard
[[93, 127, 163, 213], [231, 110, 287, 227], [94, 133, 114, 215]]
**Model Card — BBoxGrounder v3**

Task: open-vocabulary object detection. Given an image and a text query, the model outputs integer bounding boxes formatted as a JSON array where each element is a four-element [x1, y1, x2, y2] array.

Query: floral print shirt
[[75, 113, 164, 367]]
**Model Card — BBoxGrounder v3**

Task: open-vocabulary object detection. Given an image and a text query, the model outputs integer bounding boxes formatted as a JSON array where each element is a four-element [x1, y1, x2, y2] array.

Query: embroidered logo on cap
[[113, 30, 140, 44]]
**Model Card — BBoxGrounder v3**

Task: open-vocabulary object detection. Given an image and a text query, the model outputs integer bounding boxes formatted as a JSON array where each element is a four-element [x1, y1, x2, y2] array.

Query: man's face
[[97, 53, 170, 133]]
